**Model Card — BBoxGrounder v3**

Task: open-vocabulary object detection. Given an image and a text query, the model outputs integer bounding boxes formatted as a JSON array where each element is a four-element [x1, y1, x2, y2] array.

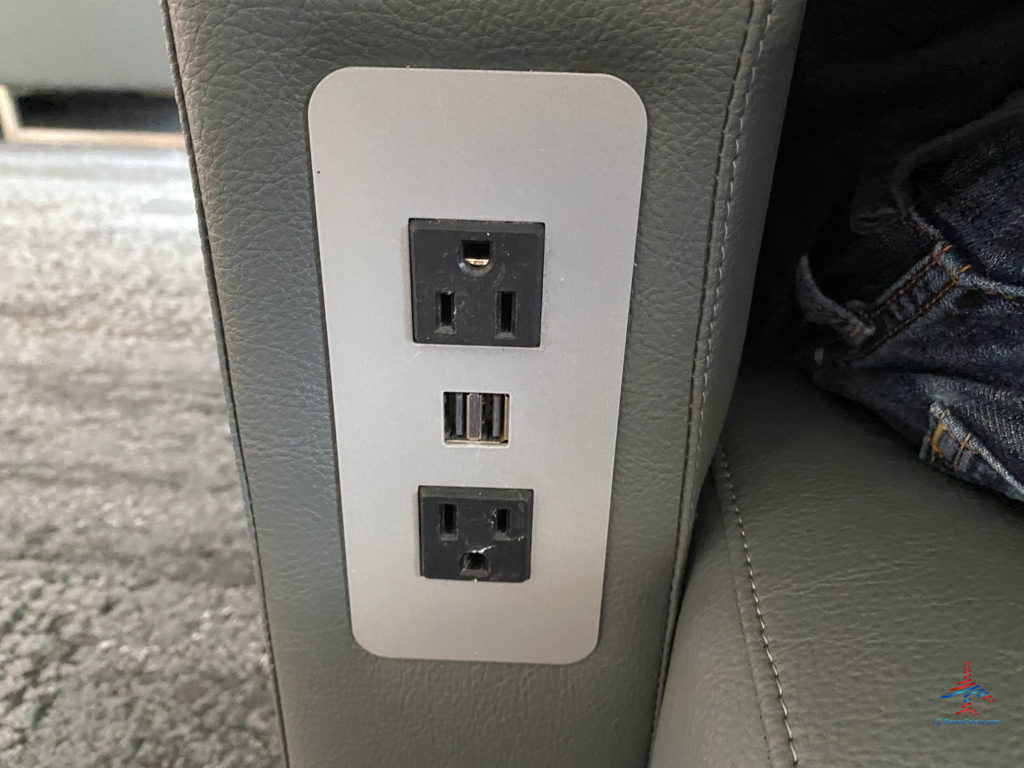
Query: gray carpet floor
[[0, 143, 282, 767]]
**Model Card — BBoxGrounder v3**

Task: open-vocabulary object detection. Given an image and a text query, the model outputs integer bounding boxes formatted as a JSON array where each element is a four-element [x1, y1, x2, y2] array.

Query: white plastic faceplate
[[309, 67, 647, 663]]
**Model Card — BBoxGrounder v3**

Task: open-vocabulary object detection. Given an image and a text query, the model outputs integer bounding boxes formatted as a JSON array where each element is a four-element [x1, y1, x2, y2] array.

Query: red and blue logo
[[936, 662, 998, 725]]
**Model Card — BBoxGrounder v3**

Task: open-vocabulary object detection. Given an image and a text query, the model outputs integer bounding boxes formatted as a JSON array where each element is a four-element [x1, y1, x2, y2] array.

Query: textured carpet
[[0, 143, 282, 767]]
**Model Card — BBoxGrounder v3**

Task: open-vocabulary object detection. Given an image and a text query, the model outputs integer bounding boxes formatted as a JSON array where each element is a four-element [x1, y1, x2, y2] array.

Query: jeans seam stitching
[[869, 276, 959, 349], [861, 243, 950, 321]]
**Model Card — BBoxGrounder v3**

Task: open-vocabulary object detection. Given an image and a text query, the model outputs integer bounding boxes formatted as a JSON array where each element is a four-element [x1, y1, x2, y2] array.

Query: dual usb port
[[444, 392, 509, 444]]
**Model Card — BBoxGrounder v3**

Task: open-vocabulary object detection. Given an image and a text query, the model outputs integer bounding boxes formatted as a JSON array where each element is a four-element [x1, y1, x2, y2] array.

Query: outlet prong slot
[[494, 507, 511, 539], [436, 291, 455, 332], [497, 291, 516, 337], [461, 239, 492, 270], [440, 503, 458, 539], [459, 551, 490, 579]]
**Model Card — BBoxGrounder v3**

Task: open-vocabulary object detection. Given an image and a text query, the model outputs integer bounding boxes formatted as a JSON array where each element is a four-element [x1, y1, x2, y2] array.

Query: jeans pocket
[[798, 245, 1024, 501], [923, 403, 1024, 502]]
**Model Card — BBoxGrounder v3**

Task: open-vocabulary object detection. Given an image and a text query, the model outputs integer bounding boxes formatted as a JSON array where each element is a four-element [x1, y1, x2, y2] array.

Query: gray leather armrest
[[163, 1, 804, 765], [653, 367, 1024, 767]]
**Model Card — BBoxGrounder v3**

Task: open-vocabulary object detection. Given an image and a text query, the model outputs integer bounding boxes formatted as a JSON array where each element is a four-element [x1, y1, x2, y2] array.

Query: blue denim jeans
[[797, 105, 1024, 501]]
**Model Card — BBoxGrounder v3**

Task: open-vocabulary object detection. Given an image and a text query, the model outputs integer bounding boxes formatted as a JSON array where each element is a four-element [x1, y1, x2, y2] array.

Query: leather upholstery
[[649, 483, 770, 767], [162, 0, 804, 765], [652, 366, 1024, 766]]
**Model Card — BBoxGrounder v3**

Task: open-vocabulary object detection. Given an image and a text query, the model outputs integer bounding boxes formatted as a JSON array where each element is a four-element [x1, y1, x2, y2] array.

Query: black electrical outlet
[[418, 486, 533, 582], [409, 219, 544, 347]]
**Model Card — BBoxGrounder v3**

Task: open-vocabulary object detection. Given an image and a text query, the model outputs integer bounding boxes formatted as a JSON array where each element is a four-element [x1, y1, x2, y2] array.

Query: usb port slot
[[444, 392, 509, 444]]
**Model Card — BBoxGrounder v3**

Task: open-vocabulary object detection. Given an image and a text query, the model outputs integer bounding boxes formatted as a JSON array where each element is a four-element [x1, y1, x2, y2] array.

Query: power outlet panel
[[310, 67, 647, 664]]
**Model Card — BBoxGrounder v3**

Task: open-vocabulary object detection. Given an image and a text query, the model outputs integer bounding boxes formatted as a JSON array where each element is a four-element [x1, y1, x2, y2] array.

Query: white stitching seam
[[695, 3, 776, 452], [654, 0, 782, 747], [717, 445, 798, 765], [650, 0, 772, 743]]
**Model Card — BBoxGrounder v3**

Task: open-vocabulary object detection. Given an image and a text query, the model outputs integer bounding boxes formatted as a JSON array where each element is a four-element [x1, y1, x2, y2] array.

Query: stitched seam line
[[651, 0, 771, 738], [695, 0, 775, 453], [861, 243, 950, 321], [717, 446, 797, 766], [852, 256, 970, 357], [868, 277, 957, 350]]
